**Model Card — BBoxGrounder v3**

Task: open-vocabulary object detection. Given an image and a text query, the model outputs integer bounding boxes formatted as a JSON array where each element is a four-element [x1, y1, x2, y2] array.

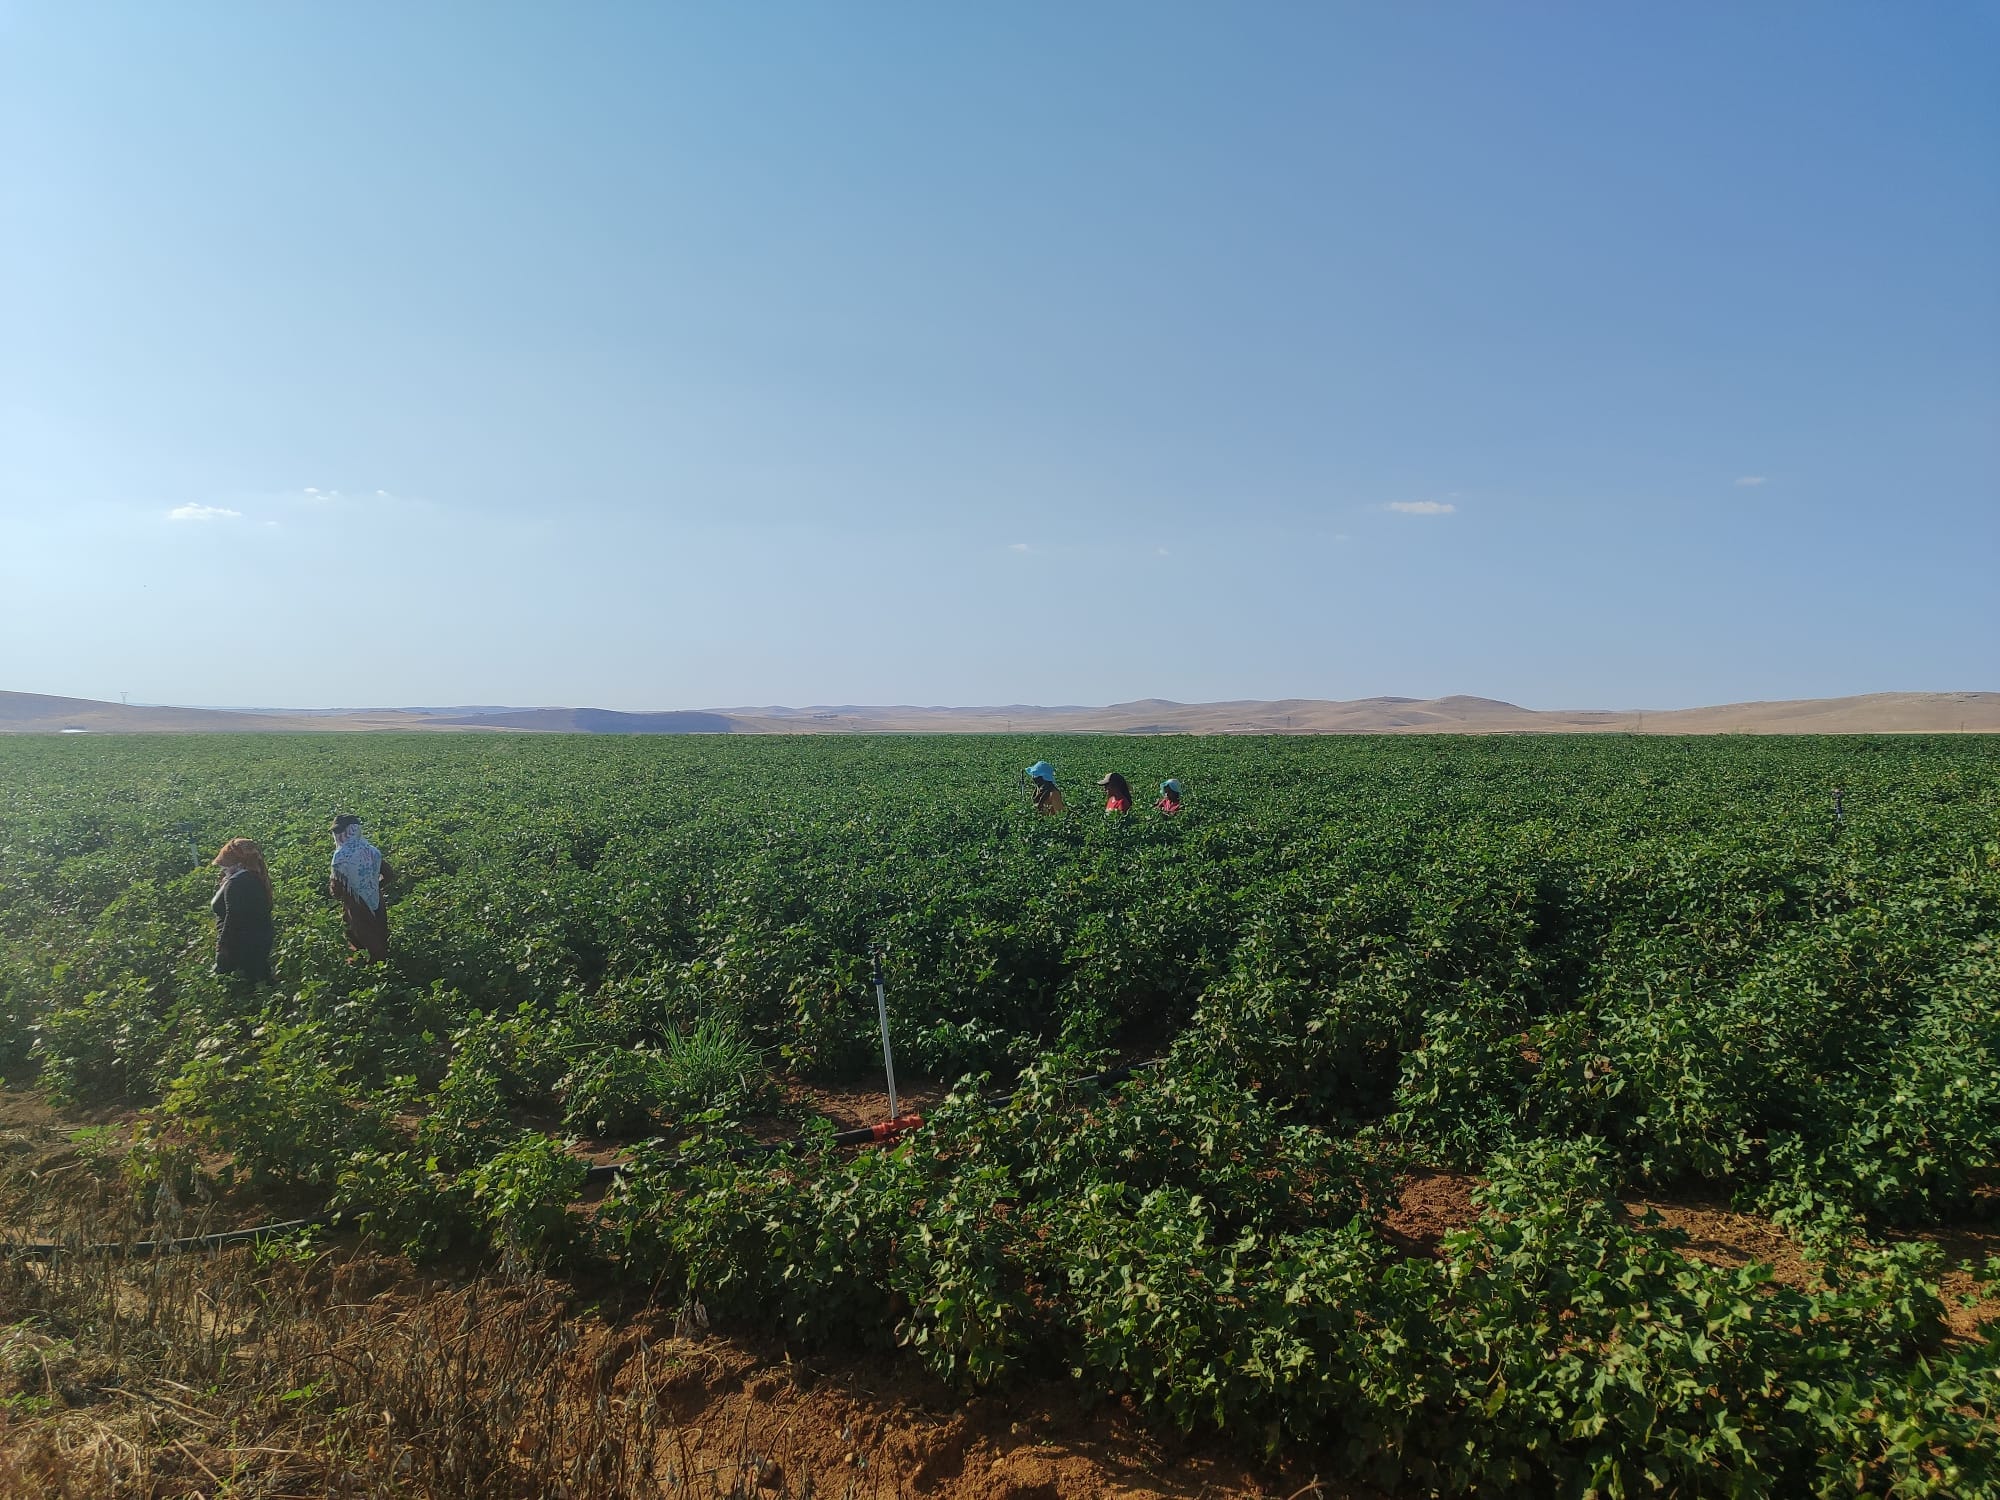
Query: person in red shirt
[[1098, 772, 1133, 813], [1156, 779, 1183, 814]]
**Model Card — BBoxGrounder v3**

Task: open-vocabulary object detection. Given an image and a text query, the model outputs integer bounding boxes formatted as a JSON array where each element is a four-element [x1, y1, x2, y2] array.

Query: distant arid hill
[[426, 707, 739, 734], [0, 693, 447, 734], [4, 690, 1995, 736], [718, 693, 2000, 734]]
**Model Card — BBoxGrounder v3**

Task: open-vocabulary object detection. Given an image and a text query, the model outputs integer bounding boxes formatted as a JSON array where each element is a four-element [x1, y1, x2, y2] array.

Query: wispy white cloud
[[1155, 546, 1169, 557], [166, 504, 241, 523], [1386, 500, 1455, 516], [1008, 542, 1031, 553], [1734, 475, 1768, 487], [295, 486, 408, 507]]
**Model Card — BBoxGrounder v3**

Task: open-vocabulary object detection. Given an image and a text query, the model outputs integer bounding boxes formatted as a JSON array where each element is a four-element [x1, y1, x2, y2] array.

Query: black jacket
[[211, 867, 274, 981]]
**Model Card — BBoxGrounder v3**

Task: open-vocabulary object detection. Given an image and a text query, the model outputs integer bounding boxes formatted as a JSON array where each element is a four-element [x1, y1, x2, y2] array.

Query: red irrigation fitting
[[829, 1113, 925, 1147], [589, 1063, 1164, 1184]]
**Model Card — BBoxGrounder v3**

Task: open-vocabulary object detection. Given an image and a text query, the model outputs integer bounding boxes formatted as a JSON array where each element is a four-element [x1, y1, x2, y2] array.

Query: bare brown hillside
[[3, 689, 1994, 735]]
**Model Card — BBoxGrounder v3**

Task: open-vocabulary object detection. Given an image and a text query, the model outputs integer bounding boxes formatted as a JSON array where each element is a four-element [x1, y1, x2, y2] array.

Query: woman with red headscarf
[[210, 839, 275, 982]]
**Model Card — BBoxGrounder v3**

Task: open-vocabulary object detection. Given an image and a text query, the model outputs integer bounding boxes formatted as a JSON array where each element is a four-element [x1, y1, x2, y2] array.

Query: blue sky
[[2, 3, 1993, 711]]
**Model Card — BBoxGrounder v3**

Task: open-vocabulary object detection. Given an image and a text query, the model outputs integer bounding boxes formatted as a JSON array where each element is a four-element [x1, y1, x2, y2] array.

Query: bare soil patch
[[0, 1228, 1360, 1500], [577, 1318, 1368, 1500], [1378, 1168, 1480, 1255], [791, 1080, 946, 1132]]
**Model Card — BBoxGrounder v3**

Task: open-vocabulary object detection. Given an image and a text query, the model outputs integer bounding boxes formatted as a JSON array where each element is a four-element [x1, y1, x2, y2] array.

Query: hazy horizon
[[4, 4, 1995, 712], [10, 686, 1995, 720]]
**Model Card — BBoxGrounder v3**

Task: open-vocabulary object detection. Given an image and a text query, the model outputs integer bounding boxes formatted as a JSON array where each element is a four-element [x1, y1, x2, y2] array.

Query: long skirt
[[338, 890, 390, 961]]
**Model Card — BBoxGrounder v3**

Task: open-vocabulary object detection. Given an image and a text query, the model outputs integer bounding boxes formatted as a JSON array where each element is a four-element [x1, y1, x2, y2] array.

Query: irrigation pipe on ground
[[2, 1061, 1163, 1260]]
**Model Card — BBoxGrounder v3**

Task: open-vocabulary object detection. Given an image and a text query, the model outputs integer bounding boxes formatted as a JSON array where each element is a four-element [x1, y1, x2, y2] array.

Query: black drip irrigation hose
[[3, 1215, 333, 1263], [579, 1058, 1162, 1186], [4, 1061, 1164, 1260]]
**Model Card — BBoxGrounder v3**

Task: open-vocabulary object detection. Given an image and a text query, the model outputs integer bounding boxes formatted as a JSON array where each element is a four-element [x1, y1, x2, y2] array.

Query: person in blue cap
[[1156, 779, 1184, 815], [1025, 761, 1065, 815]]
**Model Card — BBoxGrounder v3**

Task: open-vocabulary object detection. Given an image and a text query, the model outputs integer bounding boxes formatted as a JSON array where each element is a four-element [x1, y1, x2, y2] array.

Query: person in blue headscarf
[[328, 814, 394, 961], [1025, 761, 1065, 815], [1156, 779, 1184, 815]]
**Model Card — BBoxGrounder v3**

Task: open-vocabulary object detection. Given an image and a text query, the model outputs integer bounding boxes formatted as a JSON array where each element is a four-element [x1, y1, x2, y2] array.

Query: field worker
[[1026, 761, 1065, 815], [210, 839, 275, 983], [1156, 779, 1183, 815], [329, 814, 394, 961], [1099, 772, 1133, 813]]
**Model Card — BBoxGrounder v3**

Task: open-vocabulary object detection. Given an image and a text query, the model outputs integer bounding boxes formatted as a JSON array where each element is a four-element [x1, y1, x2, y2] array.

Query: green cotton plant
[[1383, 986, 1534, 1164], [308, 976, 460, 1089], [621, 1106, 1995, 1497], [335, 1148, 479, 1263], [38, 976, 174, 1105], [1810, 962, 2000, 1223], [1411, 1141, 1814, 1493], [774, 937, 879, 1078], [888, 1158, 1041, 1387], [165, 1020, 393, 1190], [773, 1138, 910, 1348], [595, 1132, 824, 1331], [1173, 875, 1424, 1121], [0, 962, 39, 1080], [415, 1004, 569, 1166], [592, 963, 698, 1044], [598, 1064, 1405, 1390], [1056, 882, 1229, 1040], [468, 1132, 588, 1263], [417, 1041, 522, 1171], [903, 1014, 1019, 1076], [558, 1045, 667, 1136], [1390, 1140, 1990, 1498], [1058, 1184, 1269, 1431], [1518, 986, 1769, 1186], [1801, 1341, 2000, 1500], [1057, 1191, 1423, 1463], [1751, 952, 2000, 1226]]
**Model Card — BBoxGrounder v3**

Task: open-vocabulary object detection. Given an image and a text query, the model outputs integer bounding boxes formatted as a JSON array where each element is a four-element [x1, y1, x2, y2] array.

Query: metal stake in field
[[871, 947, 900, 1121]]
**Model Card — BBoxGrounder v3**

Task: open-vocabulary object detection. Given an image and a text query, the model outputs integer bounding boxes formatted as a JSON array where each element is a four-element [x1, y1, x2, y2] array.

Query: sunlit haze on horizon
[[2, 3, 1994, 712]]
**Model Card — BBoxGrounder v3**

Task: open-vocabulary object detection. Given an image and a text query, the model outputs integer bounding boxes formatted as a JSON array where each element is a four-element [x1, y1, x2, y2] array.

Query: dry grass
[[0, 1166, 898, 1499]]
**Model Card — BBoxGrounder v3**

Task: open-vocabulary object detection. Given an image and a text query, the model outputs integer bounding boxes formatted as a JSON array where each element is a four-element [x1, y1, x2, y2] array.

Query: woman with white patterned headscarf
[[329, 814, 394, 961]]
